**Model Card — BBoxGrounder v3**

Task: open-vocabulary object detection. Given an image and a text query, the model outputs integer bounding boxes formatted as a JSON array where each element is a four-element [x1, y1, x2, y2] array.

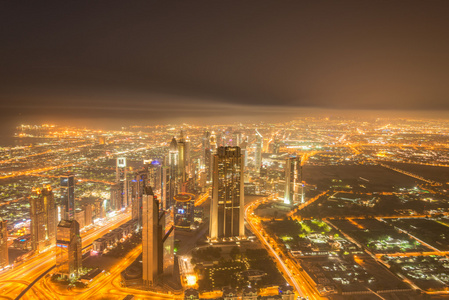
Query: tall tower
[[60, 173, 75, 220], [30, 186, 56, 252], [232, 131, 242, 147], [142, 186, 175, 286], [148, 161, 162, 193], [207, 131, 218, 181], [204, 148, 212, 181], [284, 156, 302, 205], [116, 157, 128, 209], [255, 130, 263, 174], [131, 168, 148, 229], [210, 131, 217, 152], [0, 218, 8, 269], [161, 166, 171, 210], [169, 137, 179, 208], [177, 131, 190, 185], [56, 219, 82, 278], [209, 147, 245, 241], [110, 184, 121, 212], [142, 187, 160, 286], [201, 131, 211, 168]]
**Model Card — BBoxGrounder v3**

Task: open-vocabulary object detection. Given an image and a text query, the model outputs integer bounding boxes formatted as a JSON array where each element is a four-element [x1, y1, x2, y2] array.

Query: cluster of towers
[[28, 173, 82, 279], [14, 128, 305, 287], [124, 130, 249, 286]]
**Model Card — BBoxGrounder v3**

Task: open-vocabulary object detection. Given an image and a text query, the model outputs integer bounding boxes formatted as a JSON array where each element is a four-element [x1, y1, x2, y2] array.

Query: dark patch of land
[[303, 165, 418, 192]]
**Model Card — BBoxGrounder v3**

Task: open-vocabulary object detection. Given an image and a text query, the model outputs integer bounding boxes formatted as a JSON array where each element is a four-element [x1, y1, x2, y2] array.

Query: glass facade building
[[209, 147, 245, 240]]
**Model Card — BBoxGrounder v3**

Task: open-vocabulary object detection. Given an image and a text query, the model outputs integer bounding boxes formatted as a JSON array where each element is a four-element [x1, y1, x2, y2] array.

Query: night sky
[[1, 1, 449, 127]]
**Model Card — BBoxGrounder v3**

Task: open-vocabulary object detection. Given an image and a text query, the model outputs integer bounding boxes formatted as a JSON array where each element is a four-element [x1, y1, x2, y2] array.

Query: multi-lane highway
[[244, 197, 325, 300], [0, 212, 132, 300], [38, 244, 178, 300]]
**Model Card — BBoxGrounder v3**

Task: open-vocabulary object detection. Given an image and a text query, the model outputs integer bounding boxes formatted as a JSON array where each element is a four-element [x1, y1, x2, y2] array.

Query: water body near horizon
[[0, 135, 57, 148]]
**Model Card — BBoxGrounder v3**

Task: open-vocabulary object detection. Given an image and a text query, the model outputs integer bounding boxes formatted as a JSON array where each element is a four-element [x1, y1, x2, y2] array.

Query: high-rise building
[[110, 184, 121, 211], [142, 187, 174, 287], [148, 161, 162, 193], [0, 218, 8, 269], [232, 131, 242, 147], [177, 131, 190, 185], [209, 147, 245, 241], [83, 204, 93, 227], [204, 147, 212, 181], [56, 204, 64, 223], [201, 131, 211, 167], [210, 131, 217, 152], [131, 168, 148, 228], [169, 137, 179, 208], [142, 187, 160, 286], [74, 209, 85, 229], [60, 173, 75, 220], [56, 219, 82, 278], [284, 156, 302, 205], [93, 199, 106, 220], [173, 193, 194, 230], [30, 186, 56, 252], [161, 166, 171, 210], [254, 130, 263, 174], [116, 157, 128, 209]]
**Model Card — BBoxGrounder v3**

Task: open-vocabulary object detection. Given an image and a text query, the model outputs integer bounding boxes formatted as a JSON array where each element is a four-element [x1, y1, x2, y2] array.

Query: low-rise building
[[184, 288, 199, 300], [13, 234, 31, 250]]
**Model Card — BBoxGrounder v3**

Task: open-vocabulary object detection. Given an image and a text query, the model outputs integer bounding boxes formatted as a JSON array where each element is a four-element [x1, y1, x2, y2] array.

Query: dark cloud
[[1, 0, 449, 123]]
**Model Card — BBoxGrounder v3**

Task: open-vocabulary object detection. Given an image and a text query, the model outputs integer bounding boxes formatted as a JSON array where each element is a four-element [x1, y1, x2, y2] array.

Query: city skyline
[[1, 1, 449, 299], [1, 119, 449, 299]]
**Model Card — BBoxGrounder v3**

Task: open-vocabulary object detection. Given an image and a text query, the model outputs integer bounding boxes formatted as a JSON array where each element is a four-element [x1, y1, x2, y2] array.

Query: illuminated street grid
[[382, 255, 449, 293], [329, 219, 430, 254], [1, 118, 449, 299]]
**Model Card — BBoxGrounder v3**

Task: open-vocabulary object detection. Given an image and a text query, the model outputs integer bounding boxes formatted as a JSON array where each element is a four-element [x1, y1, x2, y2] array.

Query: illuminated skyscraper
[[142, 187, 174, 287], [131, 168, 148, 229], [201, 131, 211, 167], [284, 156, 302, 205], [255, 130, 263, 174], [142, 187, 160, 286], [204, 148, 212, 181], [30, 186, 56, 252], [177, 130, 190, 185], [60, 173, 75, 220], [0, 218, 8, 269], [83, 204, 93, 227], [161, 166, 171, 210], [232, 131, 242, 147], [210, 131, 217, 152], [206, 132, 218, 181], [148, 160, 162, 193], [173, 193, 194, 229], [116, 157, 128, 209], [110, 184, 121, 212], [169, 137, 179, 208], [56, 219, 82, 278], [209, 147, 245, 241]]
